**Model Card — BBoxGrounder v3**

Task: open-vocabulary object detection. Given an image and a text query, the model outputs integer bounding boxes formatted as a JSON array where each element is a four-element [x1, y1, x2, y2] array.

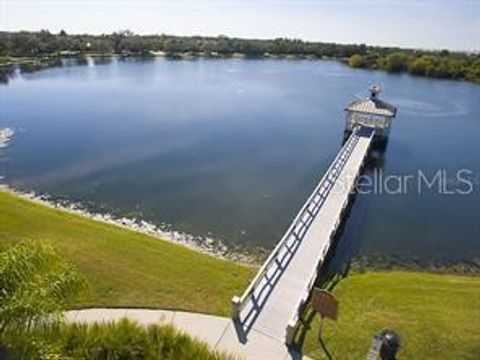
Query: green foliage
[[348, 54, 367, 68], [381, 52, 410, 72], [0, 241, 86, 333], [57, 319, 232, 359], [5, 316, 233, 359], [0, 241, 86, 358], [0, 30, 478, 83], [408, 55, 437, 76], [466, 59, 480, 83], [350, 50, 480, 83]]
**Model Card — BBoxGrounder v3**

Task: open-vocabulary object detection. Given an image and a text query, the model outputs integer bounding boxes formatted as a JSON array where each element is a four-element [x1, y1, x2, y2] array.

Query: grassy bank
[[3, 190, 479, 358], [297, 271, 480, 359], [0, 190, 254, 316]]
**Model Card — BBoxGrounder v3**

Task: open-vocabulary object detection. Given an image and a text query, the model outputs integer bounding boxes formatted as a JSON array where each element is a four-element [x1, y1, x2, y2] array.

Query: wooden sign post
[[311, 288, 339, 340]]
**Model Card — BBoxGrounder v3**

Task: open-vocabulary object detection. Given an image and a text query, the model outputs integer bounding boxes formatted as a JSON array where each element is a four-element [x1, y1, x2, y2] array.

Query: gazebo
[[344, 85, 397, 139]]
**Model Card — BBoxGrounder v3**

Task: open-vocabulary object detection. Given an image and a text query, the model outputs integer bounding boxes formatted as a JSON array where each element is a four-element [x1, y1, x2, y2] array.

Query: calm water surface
[[1, 58, 479, 268]]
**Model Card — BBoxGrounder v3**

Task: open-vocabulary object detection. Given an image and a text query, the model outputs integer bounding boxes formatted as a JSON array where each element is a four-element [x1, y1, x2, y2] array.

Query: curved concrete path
[[66, 308, 310, 360]]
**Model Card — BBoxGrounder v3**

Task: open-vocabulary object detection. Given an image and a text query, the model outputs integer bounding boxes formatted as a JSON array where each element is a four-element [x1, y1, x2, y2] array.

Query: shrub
[[57, 319, 232, 360], [382, 52, 410, 73], [0, 241, 86, 358], [348, 54, 367, 68]]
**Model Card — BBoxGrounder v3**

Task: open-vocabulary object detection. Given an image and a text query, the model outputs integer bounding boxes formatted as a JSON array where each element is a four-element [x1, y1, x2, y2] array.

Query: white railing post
[[231, 296, 242, 319], [285, 319, 297, 345]]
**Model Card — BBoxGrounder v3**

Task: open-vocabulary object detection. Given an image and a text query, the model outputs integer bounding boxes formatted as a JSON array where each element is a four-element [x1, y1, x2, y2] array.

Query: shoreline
[[2, 52, 479, 85], [1, 51, 333, 68], [2, 182, 480, 275], [0, 127, 262, 266], [0, 186, 262, 267], [4, 185, 479, 275]]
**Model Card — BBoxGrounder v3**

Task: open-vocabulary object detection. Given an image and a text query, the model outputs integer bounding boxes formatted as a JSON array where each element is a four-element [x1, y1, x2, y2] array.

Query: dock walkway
[[232, 126, 375, 344]]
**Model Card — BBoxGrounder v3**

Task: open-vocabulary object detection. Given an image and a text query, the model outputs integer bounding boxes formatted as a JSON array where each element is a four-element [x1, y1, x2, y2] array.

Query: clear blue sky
[[1, 0, 479, 51]]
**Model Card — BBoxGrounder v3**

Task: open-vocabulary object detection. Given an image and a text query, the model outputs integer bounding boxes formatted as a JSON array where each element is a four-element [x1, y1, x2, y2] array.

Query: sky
[[1, 0, 479, 51]]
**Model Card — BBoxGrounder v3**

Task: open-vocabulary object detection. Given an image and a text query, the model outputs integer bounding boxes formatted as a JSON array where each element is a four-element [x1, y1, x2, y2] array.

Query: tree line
[[0, 30, 479, 83], [348, 51, 480, 83]]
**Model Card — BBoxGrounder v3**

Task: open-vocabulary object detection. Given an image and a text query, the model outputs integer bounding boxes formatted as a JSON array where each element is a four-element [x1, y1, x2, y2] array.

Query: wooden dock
[[232, 126, 375, 344]]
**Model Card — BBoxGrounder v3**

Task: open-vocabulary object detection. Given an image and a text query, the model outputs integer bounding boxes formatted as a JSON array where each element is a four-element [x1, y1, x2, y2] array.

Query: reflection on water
[[0, 57, 479, 269], [0, 67, 15, 84], [91, 56, 113, 66]]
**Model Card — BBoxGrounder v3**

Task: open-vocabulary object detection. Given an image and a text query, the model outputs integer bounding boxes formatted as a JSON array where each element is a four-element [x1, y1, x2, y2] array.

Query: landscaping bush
[[59, 319, 232, 360]]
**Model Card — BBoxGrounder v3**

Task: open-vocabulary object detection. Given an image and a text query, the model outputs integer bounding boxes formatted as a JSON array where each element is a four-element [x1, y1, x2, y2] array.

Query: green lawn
[[3, 190, 480, 359], [0, 190, 254, 316], [297, 271, 480, 359]]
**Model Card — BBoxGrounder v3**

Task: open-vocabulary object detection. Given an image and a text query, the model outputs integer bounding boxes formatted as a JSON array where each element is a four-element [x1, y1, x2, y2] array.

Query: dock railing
[[231, 126, 366, 323], [285, 127, 374, 344]]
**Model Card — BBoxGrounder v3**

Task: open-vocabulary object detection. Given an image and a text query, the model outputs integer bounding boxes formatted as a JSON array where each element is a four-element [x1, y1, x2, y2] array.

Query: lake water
[[1, 57, 479, 269]]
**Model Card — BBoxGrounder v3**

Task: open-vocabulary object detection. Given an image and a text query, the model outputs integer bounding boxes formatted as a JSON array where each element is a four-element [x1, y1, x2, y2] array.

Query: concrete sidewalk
[[66, 308, 310, 360]]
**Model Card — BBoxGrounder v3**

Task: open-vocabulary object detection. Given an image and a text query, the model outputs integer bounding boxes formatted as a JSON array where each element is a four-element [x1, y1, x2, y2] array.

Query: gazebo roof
[[345, 87, 397, 117]]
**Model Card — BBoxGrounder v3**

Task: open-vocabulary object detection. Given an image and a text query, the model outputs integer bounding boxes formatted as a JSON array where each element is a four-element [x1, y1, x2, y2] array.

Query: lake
[[1, 57, 479, 269]]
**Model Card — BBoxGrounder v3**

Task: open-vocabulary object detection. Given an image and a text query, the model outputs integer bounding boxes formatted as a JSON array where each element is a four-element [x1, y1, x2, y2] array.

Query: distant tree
[[357, 43, 367, 55], [466, 59, 480, 83], [0, 34, 9, 55], [348, 54, 367, 68], [439, 49, 450, 57], [37, 29, 57, 53], [222, 40, 234, 54], [382, 52, 410, 72], [408, 55, 437, 76], [90, 37, 113, 53], [111, 30, 134, 53]]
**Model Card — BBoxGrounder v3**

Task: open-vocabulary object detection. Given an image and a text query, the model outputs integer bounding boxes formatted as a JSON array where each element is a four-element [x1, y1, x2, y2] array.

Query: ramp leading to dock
[[232, 126, 375, 344]]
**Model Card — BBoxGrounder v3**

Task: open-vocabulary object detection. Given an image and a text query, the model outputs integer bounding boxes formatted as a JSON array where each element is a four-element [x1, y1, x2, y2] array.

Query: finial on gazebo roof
[[345, 86, 396, 118], [369, 85, 381, 99]]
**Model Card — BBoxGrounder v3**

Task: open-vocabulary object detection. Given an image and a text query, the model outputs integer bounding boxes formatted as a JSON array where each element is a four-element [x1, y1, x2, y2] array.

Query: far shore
[[0, 51, 342, 69]]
